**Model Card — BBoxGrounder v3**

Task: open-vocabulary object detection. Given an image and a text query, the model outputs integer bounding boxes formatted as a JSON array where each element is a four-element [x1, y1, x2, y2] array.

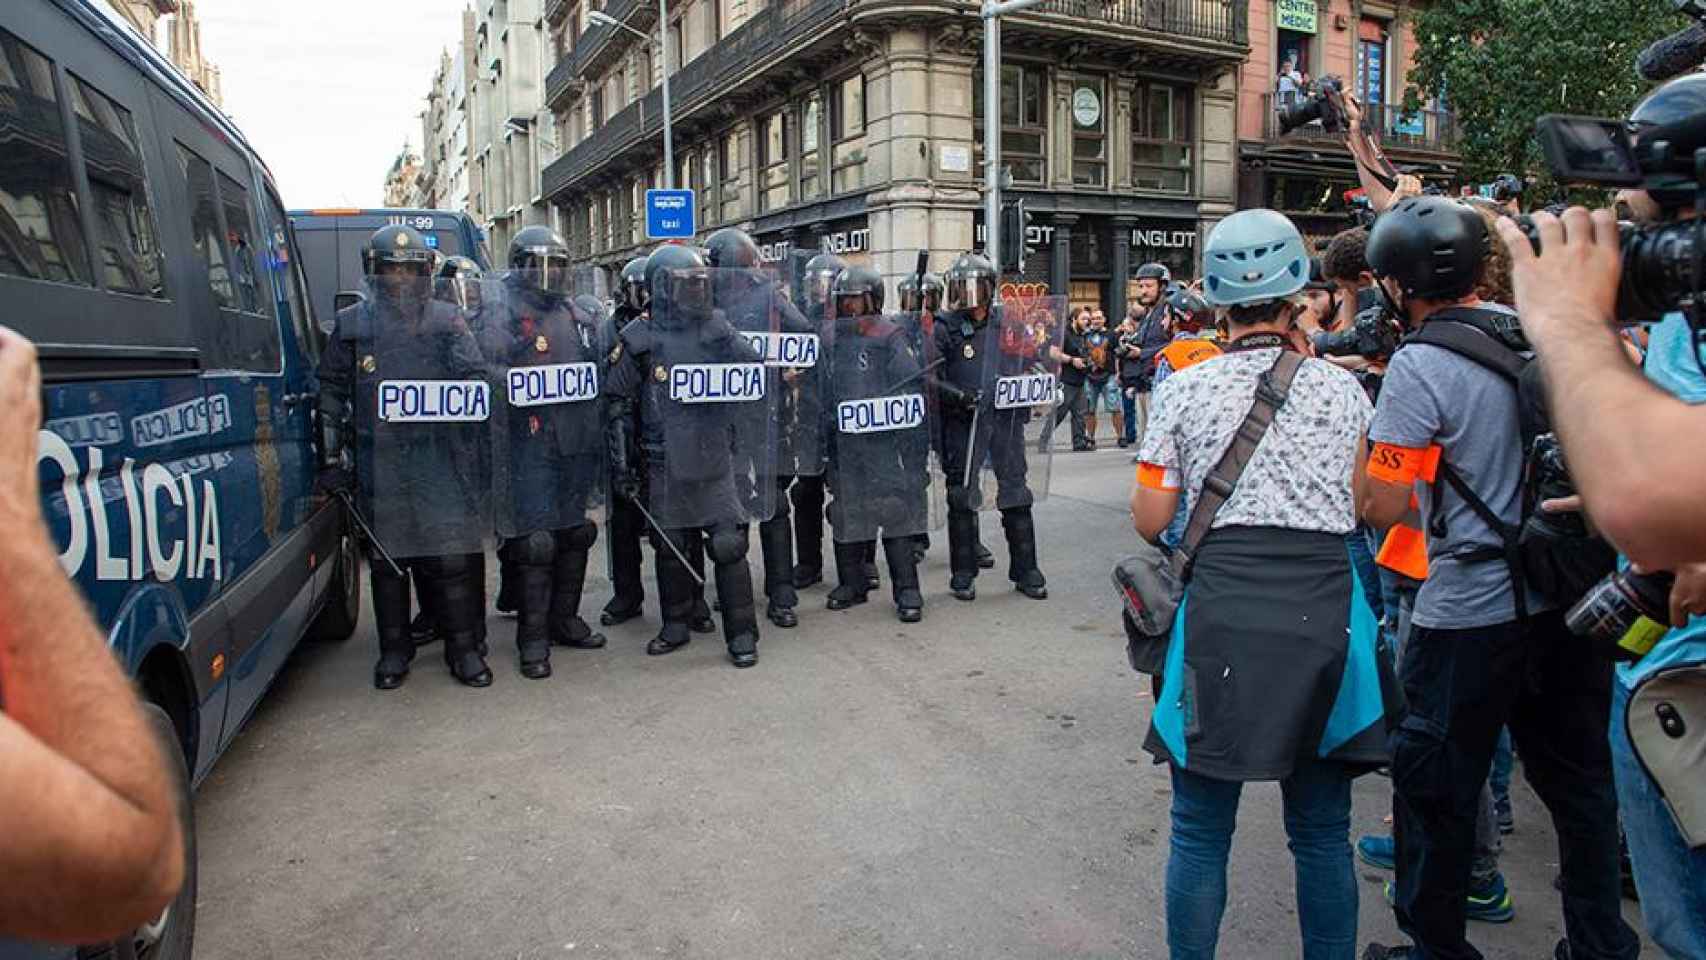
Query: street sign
[[645, 189, 696, 240]]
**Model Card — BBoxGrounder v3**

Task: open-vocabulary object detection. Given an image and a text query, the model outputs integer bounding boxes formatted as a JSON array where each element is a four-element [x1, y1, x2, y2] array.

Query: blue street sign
[[645, 189, 696, 240]]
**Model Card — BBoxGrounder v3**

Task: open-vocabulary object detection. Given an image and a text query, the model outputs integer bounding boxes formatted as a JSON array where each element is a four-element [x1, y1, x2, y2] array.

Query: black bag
[[1114, 350, 1305, 674], [1405, 310, 1618, 618]]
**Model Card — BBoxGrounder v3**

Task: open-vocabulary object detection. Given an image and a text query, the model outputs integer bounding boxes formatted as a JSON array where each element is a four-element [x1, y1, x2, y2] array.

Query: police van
[[288, 207, 492, 331], [0, 2, 361, 957]]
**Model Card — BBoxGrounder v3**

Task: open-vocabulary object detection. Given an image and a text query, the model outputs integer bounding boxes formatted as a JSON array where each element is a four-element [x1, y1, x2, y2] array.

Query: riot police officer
[[789, 251, 844, 588], [824, 265, 929, 621], [933, 252, 1049, 602], [605, 244, 770, 668], [709, 228, 816, 629], [318, 224, 494, 689], [482, 226, 608, 679]]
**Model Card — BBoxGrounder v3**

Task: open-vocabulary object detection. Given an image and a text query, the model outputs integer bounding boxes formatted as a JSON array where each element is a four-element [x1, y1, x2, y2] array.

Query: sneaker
[[1382, 876, 1514, 924], [1361, 945, 1414, 960], [1356, 834, 1395, 871], [1494, 798, 1514, 835]]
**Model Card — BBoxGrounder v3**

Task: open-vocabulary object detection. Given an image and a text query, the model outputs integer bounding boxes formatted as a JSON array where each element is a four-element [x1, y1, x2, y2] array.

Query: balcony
[[542, 0, 845, 200], [545, 46, 581, 109], [573, 0, 656, 81], [545, 0, 570, 22], [1262, 93, 1459, 158], [1028, 0, 1245, 47]]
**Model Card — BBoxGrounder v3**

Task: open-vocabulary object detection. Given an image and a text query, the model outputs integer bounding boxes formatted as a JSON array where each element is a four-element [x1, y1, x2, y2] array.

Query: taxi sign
[[645, 189, 696, 240]]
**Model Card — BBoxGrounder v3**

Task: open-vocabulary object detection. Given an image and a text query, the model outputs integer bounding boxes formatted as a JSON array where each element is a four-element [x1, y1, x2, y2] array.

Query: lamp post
[[588, 5, 674, 189], [980, 0, 1042, 276]]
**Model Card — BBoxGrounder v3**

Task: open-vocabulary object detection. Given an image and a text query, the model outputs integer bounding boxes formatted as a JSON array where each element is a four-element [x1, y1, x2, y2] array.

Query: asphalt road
[[193, 443, 1652, 959]]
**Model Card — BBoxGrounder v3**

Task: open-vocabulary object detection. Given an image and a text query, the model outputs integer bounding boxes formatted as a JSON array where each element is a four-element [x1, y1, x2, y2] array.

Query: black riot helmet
[[645, 243, 711, 323], [945, 251, 998, 312], [618, 256, 650, 311], [362, 224, 436, 278], [921, 272, 944, 312], [436, 255, 484, 312], [801, 253, 846, 309], [832, 264, 884, 318], [705, 227, 762, 269], [896, 273, 923, 312], [572, 293, 607, 327], [509, 225, 574, 298], [1629, 72, 1706, 212], [1134, 262, 1171, 283], [1366, 196, 1486, 303]]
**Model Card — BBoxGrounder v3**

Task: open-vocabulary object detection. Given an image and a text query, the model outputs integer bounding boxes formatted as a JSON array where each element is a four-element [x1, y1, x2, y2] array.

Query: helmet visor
[[517, 250, 573, 295], [957, 274, 992, 310], [667, 266, 712, 314], [806, 269, 837, 306], [439, 275, 483, 312]]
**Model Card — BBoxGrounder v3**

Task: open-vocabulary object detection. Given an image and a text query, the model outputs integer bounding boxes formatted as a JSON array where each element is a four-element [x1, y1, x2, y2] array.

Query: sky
[[190, 0, 473, 208]]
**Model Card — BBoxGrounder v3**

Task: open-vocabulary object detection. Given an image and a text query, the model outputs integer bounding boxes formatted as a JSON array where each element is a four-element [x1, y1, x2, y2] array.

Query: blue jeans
[[1488, 728, 1513, 816], [1346, 526, 1383, 624], [1120, 386, 1143, 443], [1166, 758, 1358, 960], [1610, 679, 1706, 957]]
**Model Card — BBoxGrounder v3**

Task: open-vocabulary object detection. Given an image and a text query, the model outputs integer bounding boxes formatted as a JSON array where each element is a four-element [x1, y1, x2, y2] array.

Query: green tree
[[1403, 0, 1687, 199]]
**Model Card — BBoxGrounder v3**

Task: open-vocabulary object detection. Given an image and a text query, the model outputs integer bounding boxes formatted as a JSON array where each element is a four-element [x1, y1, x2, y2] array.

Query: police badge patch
[[608, 342, 623, 364], [360, 355, 377, 373], [535, 335, 550, 353], [653, 364, 668, 382], [963, 343, 976, 359]]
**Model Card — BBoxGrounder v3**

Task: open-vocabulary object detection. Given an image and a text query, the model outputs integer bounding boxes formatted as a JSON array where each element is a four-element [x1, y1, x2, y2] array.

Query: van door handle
[[280, 392, 314, 407]]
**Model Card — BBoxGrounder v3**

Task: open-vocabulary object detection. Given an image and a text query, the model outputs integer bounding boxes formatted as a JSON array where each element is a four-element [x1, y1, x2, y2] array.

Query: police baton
[[961, 399, 982, 489], [626, 494, 707, 588], [883, 356, 945, 395], [334, 489, 404, 579]]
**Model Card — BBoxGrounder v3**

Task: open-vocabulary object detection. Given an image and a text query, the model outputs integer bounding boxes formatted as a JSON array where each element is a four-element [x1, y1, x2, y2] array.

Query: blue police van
[[0, 2, 361, 957], [288, 207, 492, 330]]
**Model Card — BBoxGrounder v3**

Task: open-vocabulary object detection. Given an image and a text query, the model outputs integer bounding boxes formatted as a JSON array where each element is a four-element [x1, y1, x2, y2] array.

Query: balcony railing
[[1262, 93, 1459, 156], [572, 0, 648, 81], [545, 0, 570, 23], [542, 0, 845, 200], [1030, 0, 1246, 45], [544, 47, 580, 109]]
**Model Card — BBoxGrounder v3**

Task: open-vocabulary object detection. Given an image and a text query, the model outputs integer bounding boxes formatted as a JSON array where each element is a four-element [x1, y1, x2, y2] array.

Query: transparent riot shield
[[823, 311, 941, 543], [356, 273, 493, 559], [930, 295, 1067, 512], [482, 279, 608, 539], [765, 252, 826, 477], [642, 265, 779, 531]]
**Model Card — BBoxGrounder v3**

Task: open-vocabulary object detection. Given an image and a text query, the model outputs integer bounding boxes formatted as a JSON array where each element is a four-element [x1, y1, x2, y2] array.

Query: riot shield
[[356, 273, 493, 559], [824, 311, 940, 543], [482, 278, 608, 539], [643, 265, 779, 530], [746, 253, 824, 477], [935, 295, 1067, 512]]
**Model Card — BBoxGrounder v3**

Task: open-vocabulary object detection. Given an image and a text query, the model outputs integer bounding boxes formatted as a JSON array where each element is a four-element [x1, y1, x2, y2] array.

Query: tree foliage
[[1404, 0, 1687, 199]]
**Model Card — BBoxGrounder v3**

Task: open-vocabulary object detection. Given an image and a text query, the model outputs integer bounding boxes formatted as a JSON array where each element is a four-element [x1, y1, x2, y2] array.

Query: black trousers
[[1390, 611, 1638, 960], [1051, 380, 1088, 447], [606, 491, 646, 609]]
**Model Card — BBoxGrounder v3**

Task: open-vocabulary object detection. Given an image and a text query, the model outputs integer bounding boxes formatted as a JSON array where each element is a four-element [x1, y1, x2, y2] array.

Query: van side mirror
[[333, 290, 366, 313]]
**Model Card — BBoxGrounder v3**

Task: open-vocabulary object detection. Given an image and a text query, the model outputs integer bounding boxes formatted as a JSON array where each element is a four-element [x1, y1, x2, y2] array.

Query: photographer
[[1490, 71, 1706, 956], [1051, 307, 1093, 451], [1118, 264, 1173, 452], [1131, 209, 1387, 959], [1359, 197, 1638, 960]]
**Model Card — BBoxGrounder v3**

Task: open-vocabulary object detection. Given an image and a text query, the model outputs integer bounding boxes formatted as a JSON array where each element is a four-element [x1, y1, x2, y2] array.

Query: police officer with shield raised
[[318, 224, 494, 689], [823, 265, 932, 621], [482, 226, 609, 679], [605, 244, 774, 668], [931, 251, 1051, 602], [708, 228, 816, 629], [787, 251, 844, 589]]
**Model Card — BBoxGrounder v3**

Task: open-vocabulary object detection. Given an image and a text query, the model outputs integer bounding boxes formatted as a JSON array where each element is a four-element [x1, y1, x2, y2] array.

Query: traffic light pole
[[981, 0, 1041, 293]]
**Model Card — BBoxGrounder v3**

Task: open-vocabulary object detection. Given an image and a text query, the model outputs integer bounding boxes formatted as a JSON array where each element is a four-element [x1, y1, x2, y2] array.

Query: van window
[[266, 189, 318, 360], [176, 143, 236, 308], [0, 29, 92, 285], [216, 170, 264, 314], [68, 73, 166, 298]]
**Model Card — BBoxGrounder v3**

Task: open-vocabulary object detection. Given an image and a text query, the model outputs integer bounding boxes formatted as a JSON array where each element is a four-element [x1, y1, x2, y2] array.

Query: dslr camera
[[1278, 76, 1348, 136], [1312, 304, 1403, 360]]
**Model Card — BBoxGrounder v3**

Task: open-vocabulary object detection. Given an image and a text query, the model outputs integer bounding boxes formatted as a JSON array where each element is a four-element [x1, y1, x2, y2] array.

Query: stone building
[[106, 0, 223, 107]]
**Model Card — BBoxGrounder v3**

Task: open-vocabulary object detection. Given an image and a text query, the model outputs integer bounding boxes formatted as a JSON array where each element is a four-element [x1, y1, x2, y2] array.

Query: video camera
[[1312, 304, 1403, 360], [1278, 76, 1348, 136]]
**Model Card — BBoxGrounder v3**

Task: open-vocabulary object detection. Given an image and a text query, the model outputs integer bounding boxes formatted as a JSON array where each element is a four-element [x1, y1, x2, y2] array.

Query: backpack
[[1403, 308, 1618, 619]]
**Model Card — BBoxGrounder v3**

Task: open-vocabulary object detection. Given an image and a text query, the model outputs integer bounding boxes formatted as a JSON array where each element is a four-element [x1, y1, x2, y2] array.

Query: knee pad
[[556, 522, 597, 552], [420, 551, 476, 580], [512, 530, 558, 566], [946, 486, 979, 513], [707, 526, 749, 565]]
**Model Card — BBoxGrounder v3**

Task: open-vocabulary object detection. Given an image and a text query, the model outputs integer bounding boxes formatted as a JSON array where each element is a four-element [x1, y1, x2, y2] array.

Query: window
[[1069, 76, 1106, 187], [1132, 81, 1192, 193], [1276, 28, 1313, 107], [1356, 18, 1389, 110], [829, 75, 865, 193], [800, 93, 822, 199], [216, 171, 263, 314], [591, 86, 605, 129], [68, 75, 165, 297], [0, 30, 92, 285], [758, 110, 790, 212], [719, 130, 742, 221], [266, 189, 318, 359], [701, 149, 716, 223], [176, 144, 236, 309], [973, 64, 1046, 184]]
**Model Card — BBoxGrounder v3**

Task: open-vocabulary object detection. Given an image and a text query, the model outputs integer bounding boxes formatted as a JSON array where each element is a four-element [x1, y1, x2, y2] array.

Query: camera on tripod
[[1277, 76, 1349, 136], [1311, 304, 1402, 360]]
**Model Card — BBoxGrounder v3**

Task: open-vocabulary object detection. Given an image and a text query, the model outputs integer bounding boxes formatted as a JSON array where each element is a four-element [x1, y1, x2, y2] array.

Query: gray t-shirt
[[1369, 324, 1549, 629]]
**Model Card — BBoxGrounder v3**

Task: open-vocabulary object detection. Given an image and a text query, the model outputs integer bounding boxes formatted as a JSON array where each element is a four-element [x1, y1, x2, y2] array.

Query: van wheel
[[79, 704, 197, 960], [309, 531, 362, 643]]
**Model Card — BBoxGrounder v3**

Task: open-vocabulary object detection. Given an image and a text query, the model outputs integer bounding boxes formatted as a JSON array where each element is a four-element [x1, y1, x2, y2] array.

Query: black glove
[[941, 384, 980, 413], [315, 466, 354, 497], [613, 471, 642, 502]]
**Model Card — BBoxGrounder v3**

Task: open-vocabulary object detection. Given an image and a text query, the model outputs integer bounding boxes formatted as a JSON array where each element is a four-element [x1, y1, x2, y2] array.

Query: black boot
[[495, 550, 519, 616], [707, 524, 760, 668], [650, 528, 697, 655], [791, 475, 825, 588], [947, 507, 979, 602], [603, 495, 646, 625], [686, 531, 717, 633], [549, 525, 607, 650], [976, 540, 996, 569], [863, 540, 880, 591], [827, 540, 872, 610], [648, 622, 692, 656], [409, 609, 438, 647], [445, 630, 494, 687], [912, 532, 929, 566], [371, 559, 414, 689], [421, 553, 493, 684], [758, 505, 799, 629], [1002, 506, 1049, 599], [884, 536, 923, 622], [515, 559, 553, 679]]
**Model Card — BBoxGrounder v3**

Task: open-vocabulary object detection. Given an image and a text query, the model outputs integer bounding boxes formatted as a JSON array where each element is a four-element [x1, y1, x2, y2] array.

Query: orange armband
[[1367, 443, 1440, 485], [1136, 462, 1182, 492]]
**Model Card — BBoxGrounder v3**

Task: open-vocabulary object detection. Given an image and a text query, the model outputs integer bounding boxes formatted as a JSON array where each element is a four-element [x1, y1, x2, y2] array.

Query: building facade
[[539, 0, 1250, 317], [1235, 0, 1458, 248], [106, 0, 224, 107], [383, 145, 425, 208], [466, 0, 555, 254], [419, 37, 477, 213]]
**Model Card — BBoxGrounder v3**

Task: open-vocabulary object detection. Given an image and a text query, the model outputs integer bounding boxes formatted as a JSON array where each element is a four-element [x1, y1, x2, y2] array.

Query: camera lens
[[1564, 568, 1674, 660]]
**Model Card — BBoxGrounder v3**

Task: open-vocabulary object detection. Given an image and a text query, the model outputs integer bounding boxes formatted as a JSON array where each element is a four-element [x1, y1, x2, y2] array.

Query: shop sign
[[1276, 0, 1318, 34], [1130, 226, 1197, 249]]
